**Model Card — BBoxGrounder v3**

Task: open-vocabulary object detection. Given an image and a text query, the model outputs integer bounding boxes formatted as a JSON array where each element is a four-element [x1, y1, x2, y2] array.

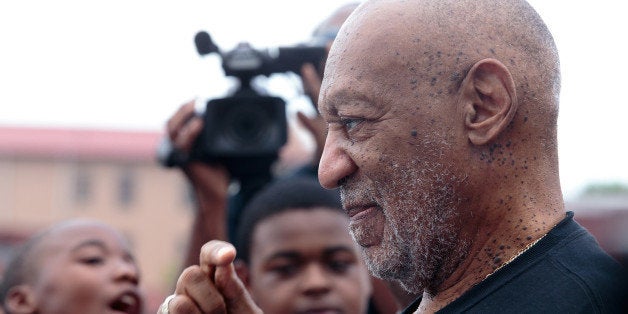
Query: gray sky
[[0, 0, 626, 200]]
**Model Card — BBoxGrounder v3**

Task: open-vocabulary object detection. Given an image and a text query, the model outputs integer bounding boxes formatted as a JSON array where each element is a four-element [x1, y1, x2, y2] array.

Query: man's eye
[[270, 264, 299, 277], [340, 117, 363, 131], [80, 256, 104, 265], [327, 259, 353, 274]]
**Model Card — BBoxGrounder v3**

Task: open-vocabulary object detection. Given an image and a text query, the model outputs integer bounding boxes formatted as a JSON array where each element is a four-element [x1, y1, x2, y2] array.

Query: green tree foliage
[[581, 182, 628, 196]]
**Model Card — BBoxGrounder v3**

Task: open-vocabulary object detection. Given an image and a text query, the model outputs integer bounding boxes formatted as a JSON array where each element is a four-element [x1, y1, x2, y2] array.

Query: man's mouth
[[344, 203, 386, 248], [345, 204, 378, 220], [297, 306, 343, 314], [343, 198, 380, 218], [109, 291, 142, 314]]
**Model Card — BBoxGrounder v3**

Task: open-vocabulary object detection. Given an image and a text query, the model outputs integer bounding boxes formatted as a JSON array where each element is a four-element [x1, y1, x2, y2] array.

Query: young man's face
[[25, 222, 143, 314], [247, 208, 371, 314]]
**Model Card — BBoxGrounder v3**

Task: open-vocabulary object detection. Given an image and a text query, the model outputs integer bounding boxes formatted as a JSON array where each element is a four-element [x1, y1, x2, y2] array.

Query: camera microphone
[[195, 31, 219, 56]]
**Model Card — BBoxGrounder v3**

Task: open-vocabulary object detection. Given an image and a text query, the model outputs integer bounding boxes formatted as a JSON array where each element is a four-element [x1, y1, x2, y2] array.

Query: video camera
[[158, 31, 326, 180]]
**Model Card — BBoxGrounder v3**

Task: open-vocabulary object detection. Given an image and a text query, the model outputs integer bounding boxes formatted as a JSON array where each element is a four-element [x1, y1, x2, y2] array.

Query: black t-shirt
[[402, 212, 628, 313]]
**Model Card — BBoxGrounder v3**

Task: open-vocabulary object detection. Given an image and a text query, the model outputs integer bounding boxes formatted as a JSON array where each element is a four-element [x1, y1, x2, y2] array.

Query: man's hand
[[166, 100, 230, 192], [166, 241, 262, 314], [299, 63, 328, 167]]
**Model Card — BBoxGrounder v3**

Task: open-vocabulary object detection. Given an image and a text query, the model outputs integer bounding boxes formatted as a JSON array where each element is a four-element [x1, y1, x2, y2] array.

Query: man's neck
[[414, 208, 565, 313]]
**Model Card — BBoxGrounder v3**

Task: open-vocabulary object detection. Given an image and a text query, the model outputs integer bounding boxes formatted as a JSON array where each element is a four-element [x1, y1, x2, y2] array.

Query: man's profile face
[[317, 1, 470, 293]]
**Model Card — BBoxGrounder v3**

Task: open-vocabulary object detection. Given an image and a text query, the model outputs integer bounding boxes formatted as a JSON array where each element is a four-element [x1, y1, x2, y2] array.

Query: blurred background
[[1, 0, 626, 312]]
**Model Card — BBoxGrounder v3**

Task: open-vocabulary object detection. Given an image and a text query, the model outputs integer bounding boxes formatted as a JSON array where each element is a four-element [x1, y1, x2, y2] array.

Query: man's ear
[[233, 259, 250, 288], [460, 58, 517, 145], [5, 285, 37, 314]]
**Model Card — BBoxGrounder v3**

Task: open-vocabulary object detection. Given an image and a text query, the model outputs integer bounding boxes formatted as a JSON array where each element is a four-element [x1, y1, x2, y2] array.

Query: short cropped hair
[[0, 231, 46, 312], [235, 177, 344, 264]]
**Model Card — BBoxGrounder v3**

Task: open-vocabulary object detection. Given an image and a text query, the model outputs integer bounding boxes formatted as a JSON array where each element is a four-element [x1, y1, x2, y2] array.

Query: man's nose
[[300, 264, 332, 297], [113, 259, 140, 285], [318, 131, 357, 189]]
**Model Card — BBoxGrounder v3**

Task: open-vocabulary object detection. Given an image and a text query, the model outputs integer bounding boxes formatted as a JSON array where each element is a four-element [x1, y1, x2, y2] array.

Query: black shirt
[[402, 212, 628, 313]]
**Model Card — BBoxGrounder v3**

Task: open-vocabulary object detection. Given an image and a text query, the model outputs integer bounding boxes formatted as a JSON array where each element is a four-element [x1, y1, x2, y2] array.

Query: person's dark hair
[[0, 232, 45, 312], [235, 177, 343, 264]]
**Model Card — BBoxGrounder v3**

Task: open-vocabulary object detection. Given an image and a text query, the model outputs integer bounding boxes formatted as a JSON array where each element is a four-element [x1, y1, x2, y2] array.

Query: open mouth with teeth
[[109, 293, 142, 314]]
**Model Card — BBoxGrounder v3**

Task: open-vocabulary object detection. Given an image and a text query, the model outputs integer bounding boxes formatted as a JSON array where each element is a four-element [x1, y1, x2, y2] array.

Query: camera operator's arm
[[297, 63, 327, 170], [167, 100, 231, 268]]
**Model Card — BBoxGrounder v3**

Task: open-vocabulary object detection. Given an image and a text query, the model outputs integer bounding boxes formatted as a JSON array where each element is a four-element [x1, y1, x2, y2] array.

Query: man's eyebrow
[[320, 88, 352, 115], [264, 251, 300, 262], [324, 90, 374, 110], [70, 239, 137, 261], [263, 245, 356, 261], [322, 245, 356, 257], [70, 239, 107, 253]]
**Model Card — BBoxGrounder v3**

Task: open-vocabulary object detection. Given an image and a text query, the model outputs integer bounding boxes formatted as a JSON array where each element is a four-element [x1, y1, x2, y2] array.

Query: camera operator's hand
[[164, 241, 262, 314], [167, 100, 230, 197], [298, 63, 328, 168], [167, 100, 231, 267]]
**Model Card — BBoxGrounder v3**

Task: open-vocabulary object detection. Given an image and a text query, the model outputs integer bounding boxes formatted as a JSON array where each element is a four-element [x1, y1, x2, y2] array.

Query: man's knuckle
[[179, 266, 205, 285], [170, 298, 198, 314]]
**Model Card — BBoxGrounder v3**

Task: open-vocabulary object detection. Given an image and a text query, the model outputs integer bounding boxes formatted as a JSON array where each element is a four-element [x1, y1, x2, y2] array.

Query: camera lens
[[201, 95, 286, 158], [223, 103, 270, 146]]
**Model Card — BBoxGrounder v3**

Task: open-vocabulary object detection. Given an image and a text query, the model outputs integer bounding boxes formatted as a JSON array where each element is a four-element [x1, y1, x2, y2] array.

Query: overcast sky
[[0, 0, 626, 200]]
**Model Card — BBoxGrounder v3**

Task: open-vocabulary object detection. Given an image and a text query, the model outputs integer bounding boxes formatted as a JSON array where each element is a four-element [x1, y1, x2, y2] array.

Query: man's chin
[[362, 249, 404, 280], [372, 265, 425, 294]]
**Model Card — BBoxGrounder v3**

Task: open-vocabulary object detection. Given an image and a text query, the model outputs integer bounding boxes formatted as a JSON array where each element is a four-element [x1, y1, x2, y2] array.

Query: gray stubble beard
[[347, 154, 470, 295]]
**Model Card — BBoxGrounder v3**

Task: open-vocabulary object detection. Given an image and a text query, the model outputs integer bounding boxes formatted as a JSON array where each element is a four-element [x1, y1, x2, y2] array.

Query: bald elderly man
[[164, 0, 627, 313]]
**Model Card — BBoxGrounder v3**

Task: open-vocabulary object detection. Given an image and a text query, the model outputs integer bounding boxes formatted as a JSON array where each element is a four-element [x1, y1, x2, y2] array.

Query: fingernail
[[217, 247, 230, 257]]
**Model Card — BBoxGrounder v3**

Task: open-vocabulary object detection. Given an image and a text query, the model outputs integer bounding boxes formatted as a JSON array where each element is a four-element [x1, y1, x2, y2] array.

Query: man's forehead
[[39, 223, 128, 252]]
